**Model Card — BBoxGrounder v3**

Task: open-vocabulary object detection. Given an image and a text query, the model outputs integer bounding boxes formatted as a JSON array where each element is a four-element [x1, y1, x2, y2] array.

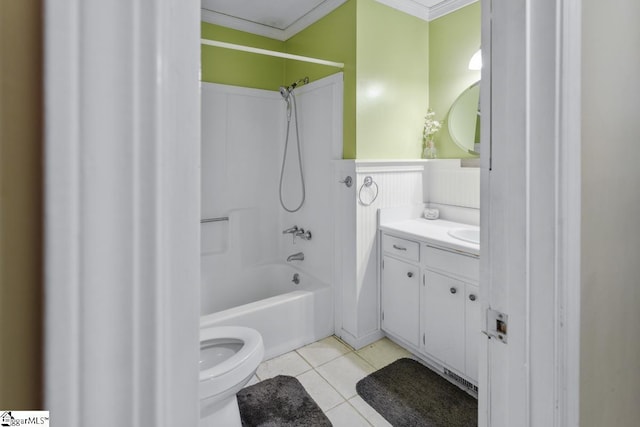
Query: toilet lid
[[199, 326, 263, 381]]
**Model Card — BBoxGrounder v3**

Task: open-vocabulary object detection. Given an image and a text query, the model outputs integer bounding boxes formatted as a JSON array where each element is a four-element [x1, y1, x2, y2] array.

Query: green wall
[[200, 0, 480, 160], [356, 0, 430, 159], [429, 2, 481, 158], [285, 0, 431, 159], [285, 1, 357, 158], [201, 23, 285, 90]]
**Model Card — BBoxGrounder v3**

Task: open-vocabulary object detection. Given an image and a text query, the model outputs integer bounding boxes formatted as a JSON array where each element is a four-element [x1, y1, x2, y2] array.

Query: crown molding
[[282, 0, 348, 40], [201, 0, 348, 42], [375, 0, 430, 21], [428, 0, 478, 20], [376, 0, 478, 22], [201, 9, 286, 40], [201, 0, 476, 41]]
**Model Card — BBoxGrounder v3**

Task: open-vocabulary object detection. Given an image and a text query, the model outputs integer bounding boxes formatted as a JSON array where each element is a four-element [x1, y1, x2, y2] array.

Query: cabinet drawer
[[382, 234, 420, 262], [423, 244, 479, 282]]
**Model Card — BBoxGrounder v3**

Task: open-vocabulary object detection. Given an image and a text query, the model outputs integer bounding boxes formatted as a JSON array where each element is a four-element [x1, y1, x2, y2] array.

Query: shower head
[[280, 86, 293, 99], [279, 77, 310, 99]]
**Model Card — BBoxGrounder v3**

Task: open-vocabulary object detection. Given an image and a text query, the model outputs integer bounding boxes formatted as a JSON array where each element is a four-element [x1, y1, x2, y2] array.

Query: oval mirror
[[448, 81, 480, 155]]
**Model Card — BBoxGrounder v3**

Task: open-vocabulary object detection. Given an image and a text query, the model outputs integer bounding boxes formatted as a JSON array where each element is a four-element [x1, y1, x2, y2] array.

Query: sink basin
[[448, 228, 480, 244]]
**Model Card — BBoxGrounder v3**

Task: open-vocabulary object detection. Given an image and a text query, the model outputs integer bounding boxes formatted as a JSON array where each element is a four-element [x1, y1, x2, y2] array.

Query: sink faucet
[[287, 252, 304, 262]]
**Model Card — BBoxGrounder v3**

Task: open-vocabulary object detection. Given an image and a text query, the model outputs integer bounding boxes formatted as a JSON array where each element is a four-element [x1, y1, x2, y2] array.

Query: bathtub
[[200, 264, 333, 360]]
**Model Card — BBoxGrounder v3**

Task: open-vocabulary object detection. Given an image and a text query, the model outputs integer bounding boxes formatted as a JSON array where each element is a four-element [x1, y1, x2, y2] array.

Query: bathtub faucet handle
[[295, 228, 312, 240], [282, 225, 299, 234]]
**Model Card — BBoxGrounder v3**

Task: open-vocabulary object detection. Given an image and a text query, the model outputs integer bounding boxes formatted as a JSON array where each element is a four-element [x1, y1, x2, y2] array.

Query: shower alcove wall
[[200, 73, 343, 358]]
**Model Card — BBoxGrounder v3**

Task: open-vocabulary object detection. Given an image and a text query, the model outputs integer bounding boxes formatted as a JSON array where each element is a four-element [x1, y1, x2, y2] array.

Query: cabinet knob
[[469, 294, 477, 301], [407, 272, 413, 278], [450, 287, 457, 294]]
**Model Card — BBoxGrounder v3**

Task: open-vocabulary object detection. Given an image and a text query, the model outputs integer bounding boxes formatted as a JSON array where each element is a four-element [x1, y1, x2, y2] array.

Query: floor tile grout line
[[310, 365, 347, 404], [297, 336, 355, 361], [325, 400, 375, 426], [320, 395, 346, 414], [294, 365, 346, 412], [256, 350, 313, 380], [294, 346, 352, 370], [350, 350, 377, 371], [345, 397, 378, 427], [312, 363, 357, 401]]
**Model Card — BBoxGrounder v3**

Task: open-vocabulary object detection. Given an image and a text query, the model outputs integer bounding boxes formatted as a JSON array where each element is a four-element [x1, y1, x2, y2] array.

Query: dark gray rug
[[356, 358, 477, 427], [237, 375, 332, 426]]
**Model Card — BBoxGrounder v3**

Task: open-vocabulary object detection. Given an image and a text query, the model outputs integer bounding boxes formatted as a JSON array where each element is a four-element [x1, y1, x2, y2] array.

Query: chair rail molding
[[44, 0, 200, 425]]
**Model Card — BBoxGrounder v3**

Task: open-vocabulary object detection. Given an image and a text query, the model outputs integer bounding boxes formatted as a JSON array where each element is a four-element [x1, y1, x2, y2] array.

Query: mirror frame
[[447, 81, 480, 155]]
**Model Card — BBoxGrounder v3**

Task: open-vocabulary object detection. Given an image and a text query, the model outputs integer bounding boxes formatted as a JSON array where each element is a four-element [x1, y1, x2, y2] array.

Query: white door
[[44, 1, 201, 425], [480, 0, 581, 426]]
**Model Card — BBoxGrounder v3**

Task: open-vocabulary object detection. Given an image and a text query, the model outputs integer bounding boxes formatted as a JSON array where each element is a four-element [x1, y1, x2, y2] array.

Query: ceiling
[[201, 0, 477, 41]]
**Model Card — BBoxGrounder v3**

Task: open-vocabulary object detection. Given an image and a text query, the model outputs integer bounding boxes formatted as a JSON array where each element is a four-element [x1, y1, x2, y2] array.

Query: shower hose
[[279, 91, 306, 213]]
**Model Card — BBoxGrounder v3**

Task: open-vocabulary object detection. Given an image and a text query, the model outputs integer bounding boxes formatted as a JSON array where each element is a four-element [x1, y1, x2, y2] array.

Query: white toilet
[[199, 325, 264, 427]]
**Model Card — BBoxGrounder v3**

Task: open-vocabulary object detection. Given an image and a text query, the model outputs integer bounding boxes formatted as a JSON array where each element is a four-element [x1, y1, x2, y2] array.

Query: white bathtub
[[200, 264, 333, 360]]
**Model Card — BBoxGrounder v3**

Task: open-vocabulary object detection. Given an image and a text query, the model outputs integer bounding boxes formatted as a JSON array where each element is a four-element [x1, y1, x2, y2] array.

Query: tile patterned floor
[[251, 336, 414, 427]]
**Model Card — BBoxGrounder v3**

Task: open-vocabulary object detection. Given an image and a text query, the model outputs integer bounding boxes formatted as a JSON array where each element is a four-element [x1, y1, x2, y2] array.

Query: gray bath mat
[[237, 375, 332, 426], [356, 358, 477, 427]]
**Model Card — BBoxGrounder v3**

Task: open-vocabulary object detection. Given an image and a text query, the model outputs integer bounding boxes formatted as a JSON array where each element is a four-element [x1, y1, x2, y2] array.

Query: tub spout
[[287, 252, 304, 262]]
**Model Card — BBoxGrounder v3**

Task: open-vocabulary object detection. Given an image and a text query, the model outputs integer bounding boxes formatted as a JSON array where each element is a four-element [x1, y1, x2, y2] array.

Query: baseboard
[[336, 328, 384, 350]]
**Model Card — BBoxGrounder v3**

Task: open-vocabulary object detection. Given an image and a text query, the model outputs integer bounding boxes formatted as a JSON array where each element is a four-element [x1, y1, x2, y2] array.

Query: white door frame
[[480, 0, 581, 426], [44, 0, 582, 425], [44, 0, 201, 425]]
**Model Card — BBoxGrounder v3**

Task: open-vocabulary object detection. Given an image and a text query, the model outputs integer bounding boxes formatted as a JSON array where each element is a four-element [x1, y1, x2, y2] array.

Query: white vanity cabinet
[[421, 243, 480, 382], [380, 227, 480, 386], [380, 234, 421, 347], [422, 270, 466, 374], [381, 256, 420, 347]]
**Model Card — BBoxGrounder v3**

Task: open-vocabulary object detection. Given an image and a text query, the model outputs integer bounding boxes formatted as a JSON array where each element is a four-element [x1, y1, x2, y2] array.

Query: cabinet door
[[465, 283, 480, 382], [381, 256, 420, 347], [423, 270, 465, 374]]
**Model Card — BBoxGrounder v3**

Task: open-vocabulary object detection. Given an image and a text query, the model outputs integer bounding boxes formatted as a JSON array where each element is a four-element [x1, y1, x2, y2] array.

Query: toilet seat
[[198, 325, 264, 426], [199, 326, 263, 394]]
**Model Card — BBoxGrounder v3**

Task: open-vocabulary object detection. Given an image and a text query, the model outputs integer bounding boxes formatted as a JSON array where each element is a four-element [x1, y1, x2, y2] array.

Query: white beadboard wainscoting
[[425, 159, 481, 208], [425, 159, 481, 225], [333, 159, 480, 349], [335, 160, 426, 348]]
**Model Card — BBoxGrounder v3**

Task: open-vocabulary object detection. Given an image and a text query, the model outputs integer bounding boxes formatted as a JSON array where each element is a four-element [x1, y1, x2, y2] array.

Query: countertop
[[379, 218, 480, 256]]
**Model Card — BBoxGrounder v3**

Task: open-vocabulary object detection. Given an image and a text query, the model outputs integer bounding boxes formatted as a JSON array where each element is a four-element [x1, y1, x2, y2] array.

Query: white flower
[[423, 108, 442, 140]]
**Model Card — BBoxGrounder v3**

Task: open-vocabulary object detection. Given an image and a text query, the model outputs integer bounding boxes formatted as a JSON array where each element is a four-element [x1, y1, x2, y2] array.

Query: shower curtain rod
[[201, 38, 345, 69]]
